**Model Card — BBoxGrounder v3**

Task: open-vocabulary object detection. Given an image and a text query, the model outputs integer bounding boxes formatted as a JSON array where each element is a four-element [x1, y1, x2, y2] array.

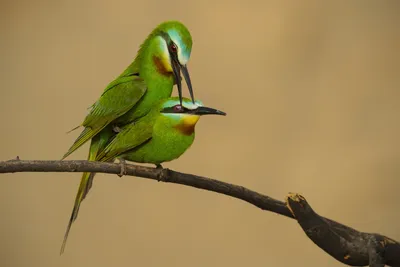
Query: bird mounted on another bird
[[60, 97, 226, 253], [60, 20, 197, 254]]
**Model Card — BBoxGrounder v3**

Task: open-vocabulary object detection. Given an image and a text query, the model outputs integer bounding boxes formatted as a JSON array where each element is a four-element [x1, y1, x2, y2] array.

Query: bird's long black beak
[[181, 65, 195, 104], [192, 106, 227, 116], [171, 58, 183, 106]]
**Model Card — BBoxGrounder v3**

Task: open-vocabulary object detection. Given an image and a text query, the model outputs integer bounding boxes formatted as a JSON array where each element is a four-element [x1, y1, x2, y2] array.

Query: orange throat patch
[[153, 56, 173, 77], [174, 115, 200, 136]]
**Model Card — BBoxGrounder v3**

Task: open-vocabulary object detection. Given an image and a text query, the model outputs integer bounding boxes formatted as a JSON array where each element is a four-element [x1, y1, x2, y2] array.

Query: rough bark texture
[[1, 159, 399, 267], [286, 194, 400, 267]]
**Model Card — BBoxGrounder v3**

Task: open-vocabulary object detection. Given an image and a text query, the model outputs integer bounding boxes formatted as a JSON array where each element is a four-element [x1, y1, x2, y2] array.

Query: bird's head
[[158, 97, 226, 135], [141, 21, 194, 105]]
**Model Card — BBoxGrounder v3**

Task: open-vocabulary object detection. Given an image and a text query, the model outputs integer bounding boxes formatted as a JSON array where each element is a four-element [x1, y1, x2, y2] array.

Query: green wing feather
[[96, 116, 154, 162], [62, 75, 147, 159]]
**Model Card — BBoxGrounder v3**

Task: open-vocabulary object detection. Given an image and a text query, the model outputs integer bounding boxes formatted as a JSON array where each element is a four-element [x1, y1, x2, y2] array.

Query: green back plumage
[[63, 76, 147, 159]]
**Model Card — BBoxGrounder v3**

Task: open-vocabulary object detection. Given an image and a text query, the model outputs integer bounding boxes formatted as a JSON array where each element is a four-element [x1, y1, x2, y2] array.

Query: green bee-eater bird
[[60, 21, 195, 254], [97, 97, 226, 165], [60, 97, 226, 253]]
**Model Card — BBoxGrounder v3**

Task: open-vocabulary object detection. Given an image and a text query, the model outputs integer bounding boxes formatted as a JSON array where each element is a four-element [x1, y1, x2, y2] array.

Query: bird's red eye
[[170, 43, 177, 53], [173, 105, 183, 112]]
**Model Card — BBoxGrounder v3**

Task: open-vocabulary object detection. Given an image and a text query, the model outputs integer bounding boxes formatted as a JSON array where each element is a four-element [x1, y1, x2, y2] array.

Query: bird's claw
[[156, 164, 163, 169], [156, 164, 166, 182], [113, 125, 122, 133], [118, 158, 127, 177]]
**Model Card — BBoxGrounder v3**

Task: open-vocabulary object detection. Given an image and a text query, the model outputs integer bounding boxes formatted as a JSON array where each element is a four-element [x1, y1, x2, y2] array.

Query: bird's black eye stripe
[[169, 42, 178, 53], [161, 106, 192, 114]]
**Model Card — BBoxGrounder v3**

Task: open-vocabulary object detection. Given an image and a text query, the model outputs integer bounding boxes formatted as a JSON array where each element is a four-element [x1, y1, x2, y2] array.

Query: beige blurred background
[[1, 0, 399, 266]]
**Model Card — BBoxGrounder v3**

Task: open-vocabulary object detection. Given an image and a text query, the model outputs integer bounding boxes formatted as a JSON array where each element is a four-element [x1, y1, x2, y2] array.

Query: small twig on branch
[[0, 159, 399, 267]]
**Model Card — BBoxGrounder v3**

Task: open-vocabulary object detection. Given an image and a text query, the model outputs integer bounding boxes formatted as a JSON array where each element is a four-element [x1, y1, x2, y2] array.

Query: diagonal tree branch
[[0, 159, 399, 267]]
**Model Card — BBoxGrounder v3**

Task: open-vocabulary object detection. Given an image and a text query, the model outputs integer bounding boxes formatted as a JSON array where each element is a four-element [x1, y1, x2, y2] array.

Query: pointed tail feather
[[66, 125, 81, 134], [60, 171, 96, 254]]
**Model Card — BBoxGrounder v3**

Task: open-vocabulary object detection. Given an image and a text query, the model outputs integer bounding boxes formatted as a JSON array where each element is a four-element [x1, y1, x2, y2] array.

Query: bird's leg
[[155, 164, 165, 182], [155, 164, 163, 169], [118, 158, 127, 177], [112, 124, 122, 133]]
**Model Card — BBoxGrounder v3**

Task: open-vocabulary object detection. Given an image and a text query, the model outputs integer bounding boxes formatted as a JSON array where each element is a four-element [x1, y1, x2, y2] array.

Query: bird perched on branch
[[60, 21, 196, 254], [97, 97, 226, 167], [61, 97, 226, 253]]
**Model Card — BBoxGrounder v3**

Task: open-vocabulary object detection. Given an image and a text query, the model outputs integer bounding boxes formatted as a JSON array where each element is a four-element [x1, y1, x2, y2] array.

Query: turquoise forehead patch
[[194, 99, 203, 106], [167, 29, 191, 60], [161, 97, 203, 109]]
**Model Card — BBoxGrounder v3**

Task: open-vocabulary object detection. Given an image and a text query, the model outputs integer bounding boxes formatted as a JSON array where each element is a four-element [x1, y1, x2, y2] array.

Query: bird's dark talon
[[156, 166, 170, 182], [118, 158, 127, 177], [156, 164, 163, 169], [155, 164, 163, 181], [113, 125, 122, 133]]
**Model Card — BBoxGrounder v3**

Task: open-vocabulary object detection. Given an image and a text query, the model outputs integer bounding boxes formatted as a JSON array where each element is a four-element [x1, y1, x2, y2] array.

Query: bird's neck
[[119, 32, 174, 86], [158, 114, 200, 136], [139, 36, 174, 89], [174, 117, 199, 136]]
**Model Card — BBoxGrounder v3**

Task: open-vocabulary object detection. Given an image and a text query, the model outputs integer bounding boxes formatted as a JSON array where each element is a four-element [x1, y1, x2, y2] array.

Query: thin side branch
[[1, 159, 399, 267]]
